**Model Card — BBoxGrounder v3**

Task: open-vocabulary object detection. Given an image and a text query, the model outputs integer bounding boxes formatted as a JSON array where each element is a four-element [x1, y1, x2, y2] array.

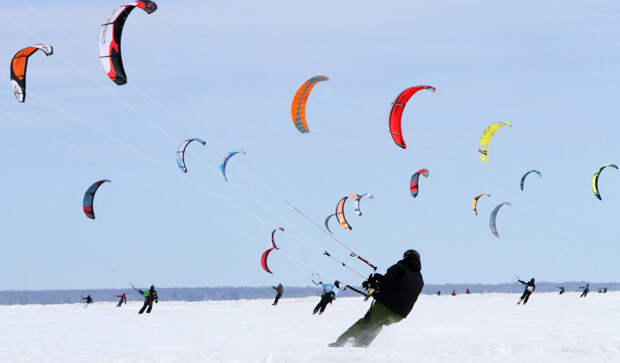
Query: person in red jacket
[[116, 293, 127, 307], [451, 289, 457, 296]]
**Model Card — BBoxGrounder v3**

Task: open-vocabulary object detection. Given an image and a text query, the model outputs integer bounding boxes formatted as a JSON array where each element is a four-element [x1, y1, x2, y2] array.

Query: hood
[[401, 253, 421, 272]]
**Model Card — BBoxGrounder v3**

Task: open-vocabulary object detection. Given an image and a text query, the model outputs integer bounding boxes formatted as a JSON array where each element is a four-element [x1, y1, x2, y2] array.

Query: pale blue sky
[[1, 0, 619, 289]]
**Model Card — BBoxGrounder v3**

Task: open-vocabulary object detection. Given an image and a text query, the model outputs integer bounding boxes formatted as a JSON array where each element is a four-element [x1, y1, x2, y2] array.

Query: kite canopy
[[99, 1, 157, 85], [353, 193, 373, 216], [489, 202, 511, 238], [335, 194, 359, 231], [472, 193, 490, 215], [261, 227, 284, 274], [410, 169, 429, 198], [520, 170, 542, 191], [388, 85, 436, 149], [324, 214, 336, 234], [83, 179, 111, 220], [10, 44, 53, 102], [592, 164, 618, 200], [478, 122, 512, 162], [220, 151, 245, 181], [291, 75, 329, 133], [176, 138, 206, 173]]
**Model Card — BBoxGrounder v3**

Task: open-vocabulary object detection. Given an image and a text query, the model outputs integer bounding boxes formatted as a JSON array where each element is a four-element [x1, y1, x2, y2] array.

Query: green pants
[[334, 301, 403, 347]]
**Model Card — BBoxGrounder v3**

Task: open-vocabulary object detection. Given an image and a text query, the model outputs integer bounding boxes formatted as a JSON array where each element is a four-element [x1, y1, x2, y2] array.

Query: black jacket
[[372, 254, 424, 318]]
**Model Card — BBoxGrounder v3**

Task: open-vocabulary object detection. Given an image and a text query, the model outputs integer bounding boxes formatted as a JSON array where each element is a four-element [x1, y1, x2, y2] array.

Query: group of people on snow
[[78, 285, 158, 314]]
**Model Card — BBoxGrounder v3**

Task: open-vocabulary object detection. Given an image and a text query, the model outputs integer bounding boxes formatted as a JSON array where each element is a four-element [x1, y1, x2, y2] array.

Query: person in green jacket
[[138, 285, 158, 314], [329, 249, 424, 347]]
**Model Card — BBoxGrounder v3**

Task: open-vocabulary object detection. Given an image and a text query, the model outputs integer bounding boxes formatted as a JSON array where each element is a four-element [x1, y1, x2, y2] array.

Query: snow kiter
[[10, 44, 53, 102], [99, 1, 157, 85], [291, 75, 329, 133], [592, 164, 618, 200], [83, 179, 111, 219], [388, 85, 436, 149], [176, 137, 206, 173]]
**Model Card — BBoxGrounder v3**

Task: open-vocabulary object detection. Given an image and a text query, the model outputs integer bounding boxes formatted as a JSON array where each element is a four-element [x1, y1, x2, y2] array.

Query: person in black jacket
[[558, 286, 565, 295], [272, 283, 283, 305], [579, 284, 590, 298], [138, 285, 158, 314], [517, 278, 535, 305], [81, 295, 93, 304], [329, 249, 424, 347]]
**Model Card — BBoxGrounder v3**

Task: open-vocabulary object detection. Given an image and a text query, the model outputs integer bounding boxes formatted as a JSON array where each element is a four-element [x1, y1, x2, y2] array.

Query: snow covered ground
[[1, 292, 618, 362]]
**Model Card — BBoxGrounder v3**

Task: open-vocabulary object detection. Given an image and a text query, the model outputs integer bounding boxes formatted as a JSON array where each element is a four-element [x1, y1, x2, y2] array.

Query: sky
[[0, 0, 619, 290]]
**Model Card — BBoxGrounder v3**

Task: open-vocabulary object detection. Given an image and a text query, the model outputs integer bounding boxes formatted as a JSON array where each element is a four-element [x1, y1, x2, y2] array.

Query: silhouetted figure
[[603, 287, 608, 294], [116, 293, 127, 307], [558, 286, 565, 295], [579, 284, 590, 298], [466, 288, 470, 294], [272, 283, 283, 305], [81, 295, 93, 304], [138, 285, 158, 314], [451, 289, 457, 296], [436, 290, 441, 296], [517, 278, 535, 305]]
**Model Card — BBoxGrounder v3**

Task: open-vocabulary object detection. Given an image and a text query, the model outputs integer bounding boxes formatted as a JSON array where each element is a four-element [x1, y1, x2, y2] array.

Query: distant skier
[[436, 290, 441, 296], [558, 286, 565, 295], [272, 283, 283, 305], [116, 293, 127, 307], [330, 249, 424, 348], [451, 289, 457, 296], [138, 285, 158, 314], [517, 278, 535, 305], [603, 287, 608, 293], [466, 288, 470, 294], [313, 281, 340, 315], [81, 295, 93, 304], [579, 284, 590, 298]]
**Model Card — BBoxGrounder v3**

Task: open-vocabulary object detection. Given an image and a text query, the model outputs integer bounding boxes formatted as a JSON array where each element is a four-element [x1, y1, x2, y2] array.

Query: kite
[[472, 193, 491, 215], [520, 170, 542, 191], [176, 138, 206, 173], [10, 44, 53, 102], [220, 151, 245, 181], [592, 164, 618, 200], [99, 1, 158, 85], [335, 194, 359, 231], [489, 202, 511, 238], [324, 214, 336, 234], [261, 227, 284, 274], [83, 179, 111, 220], [291, 75, 329, 133], [388, 85, 436, 149], [410, 169, 429, 198], [478, 122, 512, 162], [353, 193, 373, 216]]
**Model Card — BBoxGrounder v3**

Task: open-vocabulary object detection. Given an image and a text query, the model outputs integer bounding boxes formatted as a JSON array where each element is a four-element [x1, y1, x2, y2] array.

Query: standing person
[[466, 288, 471, 294], [313, 281, 340, 315], [517, 278, 535, 305], [451, 289, 457, 296], [81, 295, 93, 304], [116, 293, 127, 307], [329, 249, 424, 348], [272, 283, 283, 305], [579, 284, 590, 298], [436, 290, 441, 296], [138, 285, 158, 314], [603, 287, 608, 293], [558, 286, 565, 295]]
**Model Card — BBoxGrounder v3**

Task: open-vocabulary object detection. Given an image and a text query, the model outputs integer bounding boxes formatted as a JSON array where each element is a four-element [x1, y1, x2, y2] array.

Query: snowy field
[[1, 292, 619, 363]]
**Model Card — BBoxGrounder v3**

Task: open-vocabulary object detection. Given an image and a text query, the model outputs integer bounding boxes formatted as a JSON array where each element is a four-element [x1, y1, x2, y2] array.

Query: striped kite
[[291, 75, 329, 133], [472, 193, 490, 215], [410, 169, 429, 198], [592, 164, 618, 200], [83, 179, 111, 220], [176, 138, 206, 173]]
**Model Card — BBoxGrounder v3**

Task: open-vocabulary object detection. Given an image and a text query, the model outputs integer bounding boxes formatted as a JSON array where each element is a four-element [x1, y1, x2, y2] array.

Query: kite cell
[[10, 44, 53, 102], [592, 164, 618, 200], [99, 1, 158, 85], [478, 122, 512, 162], [520, 170, 542, 191], [291, 75, 329, 133], [472, 193, 491, 215], [176, 138, 206, 173], [324, 214, 336, 234], [489, 202, 511, 238], [353, 193, 373, 216], [410, 169, 429, 198], [388, 85, 436, 149], [83, 179, 111, 220], [220, 151, 245, 181]]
